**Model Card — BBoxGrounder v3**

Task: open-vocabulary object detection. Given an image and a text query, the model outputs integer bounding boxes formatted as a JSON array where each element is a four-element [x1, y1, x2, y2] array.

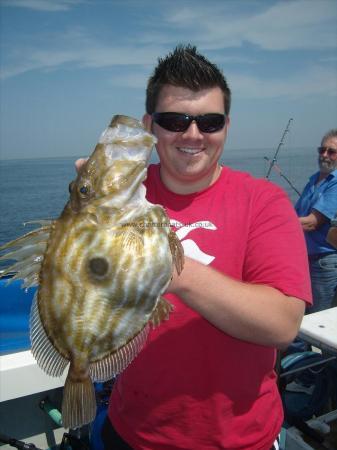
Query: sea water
[[0, 147, 317, 253]]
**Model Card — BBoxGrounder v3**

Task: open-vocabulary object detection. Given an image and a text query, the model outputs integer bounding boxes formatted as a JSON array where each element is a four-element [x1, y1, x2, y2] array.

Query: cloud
[[1, 0, 85, 11], [109, 71, 150, 89], [229, 66, 337, 99], [241, 0, 337, 51], [0, 26, 164, 79], [106, 59, 337, 100], [164, 0, 337, 51], [1, 0, 336, 91]]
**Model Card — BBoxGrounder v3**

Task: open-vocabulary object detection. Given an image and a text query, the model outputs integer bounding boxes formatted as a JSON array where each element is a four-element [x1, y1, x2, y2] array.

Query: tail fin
[[62, 372, 96, 429]]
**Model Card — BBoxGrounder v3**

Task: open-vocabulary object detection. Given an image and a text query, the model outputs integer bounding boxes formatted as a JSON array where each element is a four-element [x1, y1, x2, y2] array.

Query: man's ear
[[142, 113, 152, 133]]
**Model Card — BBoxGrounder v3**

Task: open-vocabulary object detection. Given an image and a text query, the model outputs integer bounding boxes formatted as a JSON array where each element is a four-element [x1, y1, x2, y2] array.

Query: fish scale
[[0, 115, 184, 429]]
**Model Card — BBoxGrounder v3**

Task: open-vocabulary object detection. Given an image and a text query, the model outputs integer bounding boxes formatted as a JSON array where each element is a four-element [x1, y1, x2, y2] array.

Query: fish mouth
[[89, 163, 147, 211], [177, 147, 204, 155]]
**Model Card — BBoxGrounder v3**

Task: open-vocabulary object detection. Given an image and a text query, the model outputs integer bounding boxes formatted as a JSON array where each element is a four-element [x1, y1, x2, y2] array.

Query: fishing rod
[[264, 156, 301, 196], [265, 118, 293, 180], [264, 118, 301, 197]]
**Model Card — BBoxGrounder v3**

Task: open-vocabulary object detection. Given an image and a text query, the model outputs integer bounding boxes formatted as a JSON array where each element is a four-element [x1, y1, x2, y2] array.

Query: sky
[[0, 0, 336, 160]]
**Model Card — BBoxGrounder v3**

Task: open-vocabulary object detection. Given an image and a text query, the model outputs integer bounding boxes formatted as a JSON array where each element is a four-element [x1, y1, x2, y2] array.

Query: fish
[[0, 115, 184, 429]]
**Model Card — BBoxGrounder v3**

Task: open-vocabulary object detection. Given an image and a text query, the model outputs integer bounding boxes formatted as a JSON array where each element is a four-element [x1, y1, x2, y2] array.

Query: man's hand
[[299, 209, 327, 231], [327, 225, 337, 249]]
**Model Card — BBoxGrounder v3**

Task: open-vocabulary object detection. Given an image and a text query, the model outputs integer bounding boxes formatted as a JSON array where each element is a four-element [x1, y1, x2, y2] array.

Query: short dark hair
[[145, 44, 231, 115]]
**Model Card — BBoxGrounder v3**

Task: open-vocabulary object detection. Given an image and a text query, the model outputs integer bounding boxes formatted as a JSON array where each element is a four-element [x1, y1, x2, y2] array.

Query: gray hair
[[321, 129, 337, 145]]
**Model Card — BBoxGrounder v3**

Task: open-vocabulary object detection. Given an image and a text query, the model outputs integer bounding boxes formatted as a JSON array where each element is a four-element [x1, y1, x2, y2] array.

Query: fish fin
[[23, 219, 53, 227], [150, 296, 174, 328], [168, 230, 185, 275], [121, 228, 144, 252], [0, 224, 52, 287], [30, 292, 69, 377], [62, 369, 96, 429], [0, 225, 51, 252], [89, 324, 150, 382], [2, 262, 42, 288]]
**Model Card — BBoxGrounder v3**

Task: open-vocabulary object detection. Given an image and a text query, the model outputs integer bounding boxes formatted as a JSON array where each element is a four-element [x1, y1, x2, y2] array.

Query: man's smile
[[177, 147, 204, 155]]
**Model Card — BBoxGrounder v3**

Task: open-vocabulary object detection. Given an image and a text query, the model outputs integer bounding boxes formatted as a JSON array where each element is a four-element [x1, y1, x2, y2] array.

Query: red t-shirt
[[108, 164, 312, 450]]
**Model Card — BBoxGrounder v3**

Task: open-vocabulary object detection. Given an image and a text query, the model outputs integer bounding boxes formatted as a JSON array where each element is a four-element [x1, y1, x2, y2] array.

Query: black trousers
[[101, 417, 133, 450], [101, 416, 280, 450]]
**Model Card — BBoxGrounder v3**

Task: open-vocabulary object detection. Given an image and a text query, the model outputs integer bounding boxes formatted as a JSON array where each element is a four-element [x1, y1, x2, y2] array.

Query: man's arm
[[299, 209, 328, 231], [168, 257, 305, 350]]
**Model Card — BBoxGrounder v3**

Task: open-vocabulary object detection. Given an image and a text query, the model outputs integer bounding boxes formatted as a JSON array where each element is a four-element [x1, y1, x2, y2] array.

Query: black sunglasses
[[152, 112, 226, 133], [317, 146, 337, 157]]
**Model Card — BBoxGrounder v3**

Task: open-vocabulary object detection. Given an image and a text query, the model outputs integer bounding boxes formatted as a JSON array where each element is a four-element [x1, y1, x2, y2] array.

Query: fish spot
[[88, 257, 109, 278]]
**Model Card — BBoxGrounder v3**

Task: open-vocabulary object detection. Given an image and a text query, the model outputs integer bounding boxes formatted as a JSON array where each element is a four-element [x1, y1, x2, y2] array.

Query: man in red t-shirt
[[97, 45, 312, 450]]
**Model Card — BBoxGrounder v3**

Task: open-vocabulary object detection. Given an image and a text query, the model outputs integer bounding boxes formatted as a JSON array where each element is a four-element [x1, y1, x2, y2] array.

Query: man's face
[[143, 85, 229, 194], [318, 136, 337, 175]]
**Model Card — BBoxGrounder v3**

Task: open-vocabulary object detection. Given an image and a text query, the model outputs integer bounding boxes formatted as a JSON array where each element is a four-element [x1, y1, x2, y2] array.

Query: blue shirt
[[295, 169, 337, 255]]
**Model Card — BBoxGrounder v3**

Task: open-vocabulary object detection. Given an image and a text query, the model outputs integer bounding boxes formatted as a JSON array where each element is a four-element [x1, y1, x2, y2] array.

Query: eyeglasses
[[152, 112, 226, 133], [317, 146, 337, 158]]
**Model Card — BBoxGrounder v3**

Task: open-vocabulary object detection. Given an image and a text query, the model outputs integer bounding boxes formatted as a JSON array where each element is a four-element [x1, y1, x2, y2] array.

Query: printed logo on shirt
[[170, 219, 217, 265]]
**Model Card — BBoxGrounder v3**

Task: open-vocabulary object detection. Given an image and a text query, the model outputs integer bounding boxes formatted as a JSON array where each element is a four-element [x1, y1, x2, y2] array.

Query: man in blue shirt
[[295, 129, 337, 313]]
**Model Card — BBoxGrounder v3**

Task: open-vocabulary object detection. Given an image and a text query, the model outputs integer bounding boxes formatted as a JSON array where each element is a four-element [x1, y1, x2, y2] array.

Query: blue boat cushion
[[0, 276, 37, 355]]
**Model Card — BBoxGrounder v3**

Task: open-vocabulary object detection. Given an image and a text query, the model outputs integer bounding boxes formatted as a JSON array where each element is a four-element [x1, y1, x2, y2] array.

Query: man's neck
[[318, 171, 329, 183], [159, 165, 223, 195]]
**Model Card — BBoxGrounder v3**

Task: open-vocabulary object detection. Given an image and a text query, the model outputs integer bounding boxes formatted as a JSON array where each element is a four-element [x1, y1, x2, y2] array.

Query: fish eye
[[79, 185, 89, 195]]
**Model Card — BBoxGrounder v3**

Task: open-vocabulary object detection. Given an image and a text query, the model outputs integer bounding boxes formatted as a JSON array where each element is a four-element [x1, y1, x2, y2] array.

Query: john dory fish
[[0, 116, 184, 429]]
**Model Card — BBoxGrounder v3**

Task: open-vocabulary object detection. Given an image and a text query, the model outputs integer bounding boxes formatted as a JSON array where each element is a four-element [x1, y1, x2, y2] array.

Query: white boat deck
[[0, 350, 67, 402], [0, 350, 68, 449]]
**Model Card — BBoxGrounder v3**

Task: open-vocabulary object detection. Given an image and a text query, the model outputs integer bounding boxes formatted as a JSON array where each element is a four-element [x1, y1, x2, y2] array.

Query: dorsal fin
[[89, 324, 150, 382], [0, 225, 51, 252], [30, 293, 69, 377], [0, 223, 52, 288]]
